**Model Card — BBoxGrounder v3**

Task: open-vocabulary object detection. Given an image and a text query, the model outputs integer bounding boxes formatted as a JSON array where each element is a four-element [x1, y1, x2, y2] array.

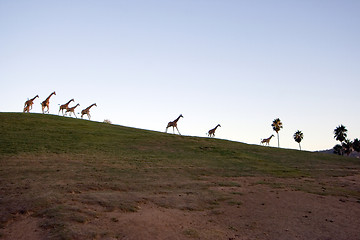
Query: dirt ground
[[2, 176, 360, 240]]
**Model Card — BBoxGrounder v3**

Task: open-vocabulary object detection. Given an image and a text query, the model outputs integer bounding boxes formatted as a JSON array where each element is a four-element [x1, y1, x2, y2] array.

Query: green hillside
[[1, 113, 358, 177], [1, 113, 359, 239]]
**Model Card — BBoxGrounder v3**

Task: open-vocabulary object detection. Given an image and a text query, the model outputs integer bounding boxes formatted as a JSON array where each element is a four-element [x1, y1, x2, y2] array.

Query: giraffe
[[165, 114, 183, 135], [23, 95, 39, 112], [59, 99, 74, 115], [261, 134, 275, 146], [207, 124, 221, 137], [65, 104, 80, 118], [41, 91, 56, 114], [81, 103, 97, 120]]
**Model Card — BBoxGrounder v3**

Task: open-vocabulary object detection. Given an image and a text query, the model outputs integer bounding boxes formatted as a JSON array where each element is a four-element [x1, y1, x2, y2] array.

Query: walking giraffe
[[165, 114, 183, 135], [260, 134, 275, 146], [81, 103, 97, 120], [66, 104, 80, 118], [207, 124, 221, 137], [23, 95, 39, 112], [59, 99, 74, 115], [41, 91, 56, 114]]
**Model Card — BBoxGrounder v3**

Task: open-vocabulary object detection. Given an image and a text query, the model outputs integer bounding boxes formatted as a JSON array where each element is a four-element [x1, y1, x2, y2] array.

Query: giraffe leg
[[175, 126, 181, 135]]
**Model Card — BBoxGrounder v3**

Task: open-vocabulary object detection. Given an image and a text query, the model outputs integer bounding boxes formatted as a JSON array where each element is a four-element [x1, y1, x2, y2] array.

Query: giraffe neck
[[86, 104, 96, 110], [68, 104, 79, 111], [31, 95, 38, 101], [46, 93, 55, 102], [65, 99, 73, 105], [174, 115, 182, 123]]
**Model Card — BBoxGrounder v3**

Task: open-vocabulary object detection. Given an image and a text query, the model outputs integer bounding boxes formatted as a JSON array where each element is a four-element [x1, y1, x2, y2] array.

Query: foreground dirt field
[[2, 175, 360, 240]]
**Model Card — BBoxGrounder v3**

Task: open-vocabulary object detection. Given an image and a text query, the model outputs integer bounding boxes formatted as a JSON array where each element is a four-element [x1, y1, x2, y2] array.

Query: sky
[[1, 0, 359, 151]]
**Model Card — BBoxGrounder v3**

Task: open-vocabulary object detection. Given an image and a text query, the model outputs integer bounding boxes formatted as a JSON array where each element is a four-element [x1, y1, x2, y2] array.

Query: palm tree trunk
[[299, 142, 301, 151], [277, 132, 280, 148]]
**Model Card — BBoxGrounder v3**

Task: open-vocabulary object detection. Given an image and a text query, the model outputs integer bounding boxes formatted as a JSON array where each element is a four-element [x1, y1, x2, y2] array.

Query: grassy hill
[[1, 113, 359, 239]]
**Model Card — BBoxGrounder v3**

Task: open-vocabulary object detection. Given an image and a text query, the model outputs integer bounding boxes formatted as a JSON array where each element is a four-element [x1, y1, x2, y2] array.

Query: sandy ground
[[2, 176, 360, 240]]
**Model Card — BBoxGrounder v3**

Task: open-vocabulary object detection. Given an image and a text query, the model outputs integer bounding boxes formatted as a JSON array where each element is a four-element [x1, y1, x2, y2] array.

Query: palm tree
[[271, 118, 283, 148], [293, 130, 304, 150], [334, 125, 347, 143], [342, 139, 353, 156], [353, 138, 360, 152]]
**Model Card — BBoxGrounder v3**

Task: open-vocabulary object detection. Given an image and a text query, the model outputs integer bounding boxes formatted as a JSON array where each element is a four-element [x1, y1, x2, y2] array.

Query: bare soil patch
[[2, 176, 359, 240], [1, 213, 48, 240]]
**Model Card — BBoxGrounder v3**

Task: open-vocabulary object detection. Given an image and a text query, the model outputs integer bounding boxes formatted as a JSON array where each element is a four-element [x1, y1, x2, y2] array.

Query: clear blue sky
[[1, 0, 359, 151]]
